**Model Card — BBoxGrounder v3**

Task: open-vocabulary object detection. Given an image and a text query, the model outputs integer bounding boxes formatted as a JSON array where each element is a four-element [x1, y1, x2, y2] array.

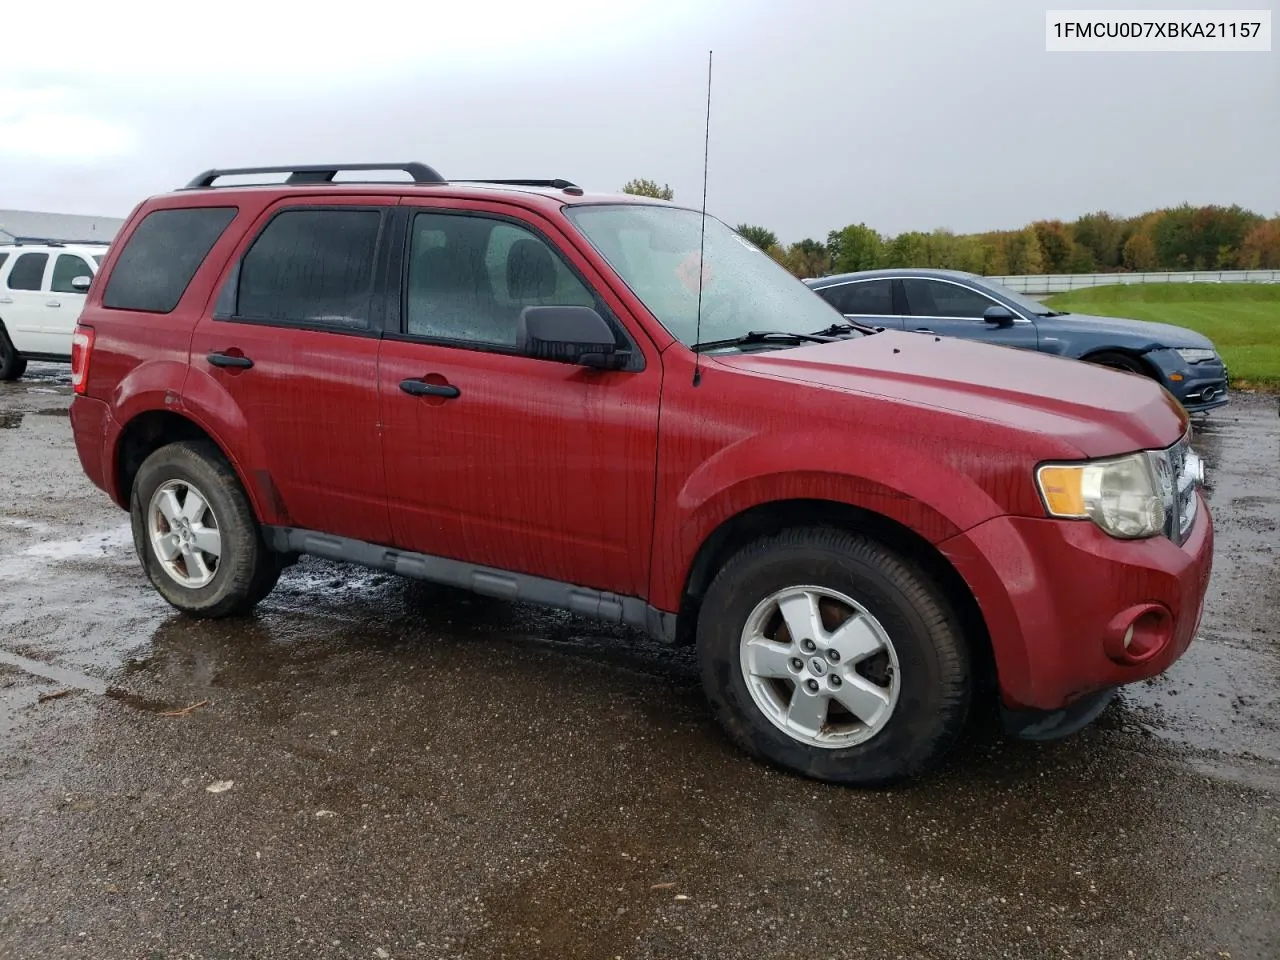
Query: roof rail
[[0, 236, 112, 247], [464, 178, 584, 195], [184, 162, 447, 189]]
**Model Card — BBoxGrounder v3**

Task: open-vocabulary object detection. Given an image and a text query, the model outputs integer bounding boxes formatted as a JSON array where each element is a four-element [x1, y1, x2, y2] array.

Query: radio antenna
[[692, 49, 713, 388]]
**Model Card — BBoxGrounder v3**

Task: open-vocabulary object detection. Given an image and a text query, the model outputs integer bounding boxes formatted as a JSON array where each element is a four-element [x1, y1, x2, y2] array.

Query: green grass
[[1044, 283, 1280, 390]]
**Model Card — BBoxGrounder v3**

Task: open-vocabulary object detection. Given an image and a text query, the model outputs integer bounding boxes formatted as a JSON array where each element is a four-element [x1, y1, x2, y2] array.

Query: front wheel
[[696, 528, 971, 786], [1086, 351, 1147, 377], [130, 440, 280, 618]]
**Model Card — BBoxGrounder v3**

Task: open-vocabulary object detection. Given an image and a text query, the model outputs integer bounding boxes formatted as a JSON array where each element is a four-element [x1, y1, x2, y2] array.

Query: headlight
[[1175, 348, 1216, 364], [1036, 452, 1165, 539]]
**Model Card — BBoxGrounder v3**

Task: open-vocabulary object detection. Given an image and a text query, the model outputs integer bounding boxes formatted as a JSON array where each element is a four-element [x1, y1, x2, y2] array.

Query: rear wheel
[[696, 527, 971, 786], [0, 327, 27, 381], [130, 440, 279, 617]]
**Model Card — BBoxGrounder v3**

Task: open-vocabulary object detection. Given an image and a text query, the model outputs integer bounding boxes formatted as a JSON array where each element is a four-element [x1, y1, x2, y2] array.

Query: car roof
[[0, 240, 110, 254], [807, 268, 982, 286], [149, 175, 676, 217]]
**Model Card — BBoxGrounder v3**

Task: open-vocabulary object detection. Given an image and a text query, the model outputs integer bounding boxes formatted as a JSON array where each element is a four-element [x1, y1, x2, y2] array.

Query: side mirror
[[517, 306, 626, 370], [71, 276, 92, 292], [983, 304, 1015, 328]]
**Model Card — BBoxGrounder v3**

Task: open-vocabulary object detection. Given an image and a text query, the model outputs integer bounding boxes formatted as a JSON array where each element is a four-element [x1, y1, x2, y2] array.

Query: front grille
[[1150, 434, 1200, 545]]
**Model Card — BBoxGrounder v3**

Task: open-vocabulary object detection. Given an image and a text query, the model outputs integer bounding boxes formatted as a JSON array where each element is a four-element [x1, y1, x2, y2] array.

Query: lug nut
[[829, 675, 842, 688], [805, 679, 820, 693], [827, 649, 841, 664], [801, 639, 817, 653], [790, 658, 804, 671]]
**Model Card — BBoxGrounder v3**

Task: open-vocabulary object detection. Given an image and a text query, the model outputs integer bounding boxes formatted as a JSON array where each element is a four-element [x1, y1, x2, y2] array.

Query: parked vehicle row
[[67, 163, 1214, 786], [805, 268, 1230, 413], [0, 239, 106, 380]]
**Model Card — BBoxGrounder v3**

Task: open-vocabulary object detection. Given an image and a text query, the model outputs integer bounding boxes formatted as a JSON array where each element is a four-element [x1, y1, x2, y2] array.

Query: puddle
[[0, 524, 133, 579], [0, 411, 21, 429]]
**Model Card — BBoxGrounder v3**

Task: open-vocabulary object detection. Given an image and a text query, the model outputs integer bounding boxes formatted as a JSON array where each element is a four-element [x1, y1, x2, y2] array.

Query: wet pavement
[[0, 363, 1276, 960]]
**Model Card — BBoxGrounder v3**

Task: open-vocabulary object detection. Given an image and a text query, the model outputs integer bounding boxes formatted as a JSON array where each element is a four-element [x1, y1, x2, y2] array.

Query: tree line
[[619, 180, 1280, 279]]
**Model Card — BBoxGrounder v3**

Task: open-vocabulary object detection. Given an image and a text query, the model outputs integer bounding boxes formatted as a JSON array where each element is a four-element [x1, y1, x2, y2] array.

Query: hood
[[715, 332, 1187, 459], [1043, 311, 1216, 350]]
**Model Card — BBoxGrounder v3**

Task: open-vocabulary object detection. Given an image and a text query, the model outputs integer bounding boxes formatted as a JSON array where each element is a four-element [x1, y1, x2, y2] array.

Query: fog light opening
[[1104, 604, 1173, 665], [1124, 611, 1165, 661]]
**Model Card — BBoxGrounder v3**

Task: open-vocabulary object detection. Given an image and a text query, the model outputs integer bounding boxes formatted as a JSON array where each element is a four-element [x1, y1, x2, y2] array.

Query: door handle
[[207, 351, 254, 369], [46, 300, 61, 308], [0, 297, 13, 304], [913, 327, 935, 334], [400, 379, 460, 399]]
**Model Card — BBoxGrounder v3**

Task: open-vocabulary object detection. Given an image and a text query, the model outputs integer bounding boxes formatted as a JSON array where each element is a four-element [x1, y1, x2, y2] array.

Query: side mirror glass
[[983, 304, 1015, 328], [71, 276, 92, 292], [517, 306, 626, 370]]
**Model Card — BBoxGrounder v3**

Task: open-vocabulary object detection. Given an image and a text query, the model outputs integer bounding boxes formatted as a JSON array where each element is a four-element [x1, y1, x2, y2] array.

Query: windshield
[[971, 276, 1057, 316], [564, 204, 849, 348]]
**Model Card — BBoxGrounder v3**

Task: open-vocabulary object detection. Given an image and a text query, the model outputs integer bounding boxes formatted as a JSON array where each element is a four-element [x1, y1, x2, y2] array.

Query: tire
[[129, 440, 279, 617], [0, 326, 27, 381], [696, 527, 971, 787], [1086, 351, 1147, 377]]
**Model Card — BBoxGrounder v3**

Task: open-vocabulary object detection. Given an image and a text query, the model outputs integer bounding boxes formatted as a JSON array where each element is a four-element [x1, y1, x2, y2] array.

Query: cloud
[[0, 88, 137, 163]]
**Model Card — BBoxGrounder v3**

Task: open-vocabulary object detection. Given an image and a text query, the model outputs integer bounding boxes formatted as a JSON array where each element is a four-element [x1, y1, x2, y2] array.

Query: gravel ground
[[1, 364, 1276, 960]]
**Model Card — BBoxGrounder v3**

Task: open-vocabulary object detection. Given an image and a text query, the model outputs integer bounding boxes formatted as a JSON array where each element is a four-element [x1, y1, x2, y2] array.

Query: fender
[[113, 363, 284, 525], [648, 427, 1010, 612], [102, 359, 194, 504]]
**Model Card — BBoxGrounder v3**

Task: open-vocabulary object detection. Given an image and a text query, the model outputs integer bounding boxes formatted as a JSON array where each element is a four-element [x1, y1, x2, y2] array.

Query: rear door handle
[[400, 379, 460, 399], [913, 327, 935, 334], [207, 351, 254, 369], [46, 300, 61, 308], [0, 297, 13, 304]]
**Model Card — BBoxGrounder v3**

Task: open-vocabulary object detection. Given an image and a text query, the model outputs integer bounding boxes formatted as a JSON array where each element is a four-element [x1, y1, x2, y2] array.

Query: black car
[[805, 269, 1229, 413]]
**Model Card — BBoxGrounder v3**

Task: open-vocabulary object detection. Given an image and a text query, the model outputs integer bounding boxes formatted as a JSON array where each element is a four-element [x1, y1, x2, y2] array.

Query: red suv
[[69, 163, 1213, 785]]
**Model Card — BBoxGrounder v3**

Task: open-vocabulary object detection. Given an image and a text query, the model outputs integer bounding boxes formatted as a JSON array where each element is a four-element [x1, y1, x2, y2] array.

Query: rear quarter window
[[103, 207, 238, 313]]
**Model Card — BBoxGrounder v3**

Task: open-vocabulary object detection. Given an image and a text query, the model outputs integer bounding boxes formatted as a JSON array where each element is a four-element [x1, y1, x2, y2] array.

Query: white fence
[[988, 270, 1280, 295]]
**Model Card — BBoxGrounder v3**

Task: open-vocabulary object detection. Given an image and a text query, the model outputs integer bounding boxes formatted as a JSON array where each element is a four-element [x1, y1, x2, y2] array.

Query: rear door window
[[6, 252, 49, 291], [229, 208, 382, 330], [818, 279, 894, 316], [103, 207, 238, 313]]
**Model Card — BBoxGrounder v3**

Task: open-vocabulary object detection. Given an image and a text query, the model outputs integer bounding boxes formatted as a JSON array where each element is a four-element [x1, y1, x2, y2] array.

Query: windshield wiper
[[692, 330, 835, 352], [813, 320, 882, 336]]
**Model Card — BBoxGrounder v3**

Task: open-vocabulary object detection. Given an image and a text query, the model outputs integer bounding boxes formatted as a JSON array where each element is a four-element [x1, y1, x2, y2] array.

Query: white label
[[1046, 9, 1271, 51]]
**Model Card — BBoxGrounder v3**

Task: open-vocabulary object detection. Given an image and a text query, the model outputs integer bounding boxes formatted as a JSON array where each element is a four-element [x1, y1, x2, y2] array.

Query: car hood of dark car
[[715, 331, 1187, 459], [1038, 311, 1215, 350]]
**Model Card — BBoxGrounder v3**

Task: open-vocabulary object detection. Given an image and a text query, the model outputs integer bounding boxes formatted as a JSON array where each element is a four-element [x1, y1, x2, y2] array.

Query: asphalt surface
[[1, 364, 1276, 960]]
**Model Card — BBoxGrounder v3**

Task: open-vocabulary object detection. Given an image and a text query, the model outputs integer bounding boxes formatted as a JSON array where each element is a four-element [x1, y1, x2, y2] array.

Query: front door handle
[[913, 327, 935, 334], [0, 297, 13, 304], [46, 300, 61, 308], [400, 379, 460, 399], [207, 351, 254, 369]]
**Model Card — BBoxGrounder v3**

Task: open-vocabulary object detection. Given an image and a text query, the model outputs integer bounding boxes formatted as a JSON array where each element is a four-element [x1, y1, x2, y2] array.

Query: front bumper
[[1148, 349, 1230, 413], [939, 498, 1213, 713]]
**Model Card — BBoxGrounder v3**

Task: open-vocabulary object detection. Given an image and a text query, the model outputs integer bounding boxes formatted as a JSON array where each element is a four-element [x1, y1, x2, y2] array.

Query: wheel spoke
[[786, 686, 829, 737], [156, 489, 183, 527], [180, 487, 209, 524], [155, 533, 182, 562], [777, 590, 824, 647], [830, 674, 892, 726], [182, 545, 212, 582], [827, 614, 886, 664], [743, 637, 795, 679], [191, 525, 221, 558]]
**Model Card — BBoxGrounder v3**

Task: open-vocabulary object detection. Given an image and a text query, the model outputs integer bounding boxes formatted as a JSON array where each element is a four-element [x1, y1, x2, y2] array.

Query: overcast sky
[[1, 0, 1276, 241]]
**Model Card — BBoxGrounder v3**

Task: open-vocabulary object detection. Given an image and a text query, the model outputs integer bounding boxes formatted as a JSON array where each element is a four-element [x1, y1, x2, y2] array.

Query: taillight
[[71, 325, 94, 395]]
